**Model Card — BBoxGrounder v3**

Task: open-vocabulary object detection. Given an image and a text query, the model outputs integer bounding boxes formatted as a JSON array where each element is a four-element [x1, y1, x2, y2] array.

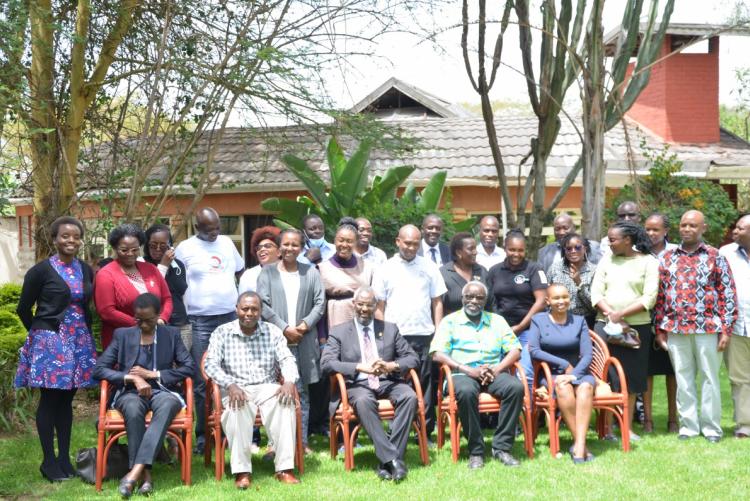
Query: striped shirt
[[430, 310, 521, 368], [204, 319, 299, 388]]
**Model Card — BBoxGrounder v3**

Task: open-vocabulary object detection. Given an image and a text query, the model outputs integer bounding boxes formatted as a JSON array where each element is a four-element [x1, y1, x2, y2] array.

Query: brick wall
[[625, 35, 720, 144]]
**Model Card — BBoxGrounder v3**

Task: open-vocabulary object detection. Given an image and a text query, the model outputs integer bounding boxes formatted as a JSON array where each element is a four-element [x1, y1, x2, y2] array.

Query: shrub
[[0, 283, 21, 309], [606, 142, 738, 246]]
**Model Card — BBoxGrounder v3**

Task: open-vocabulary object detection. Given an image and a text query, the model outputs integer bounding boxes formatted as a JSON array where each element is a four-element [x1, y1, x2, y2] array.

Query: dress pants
[[115, 391, 182, 468], [189, 311, 237, 442], [403, 335, 435, 435], [221, 383, 296, 474], [452, 373, 524, 456], [667, 333, 722, 438], [724, 335, 750, 435], [346, 379, 417, 464]]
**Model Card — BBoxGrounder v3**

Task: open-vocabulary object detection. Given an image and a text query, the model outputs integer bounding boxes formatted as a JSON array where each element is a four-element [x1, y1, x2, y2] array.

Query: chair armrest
[[330, 373, 350, 410], [199, 352, 209, 382], [513, 362, 532, 405], [98, 380, 110, 423], [439, 364, 456, 401], [183, 377, 194, 415], [603, 356, 629, 397], [406, 368, 424, 401]]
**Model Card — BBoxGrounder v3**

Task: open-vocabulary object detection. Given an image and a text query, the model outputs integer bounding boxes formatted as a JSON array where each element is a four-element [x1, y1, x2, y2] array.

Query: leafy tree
[[606, 142, 737, 246]]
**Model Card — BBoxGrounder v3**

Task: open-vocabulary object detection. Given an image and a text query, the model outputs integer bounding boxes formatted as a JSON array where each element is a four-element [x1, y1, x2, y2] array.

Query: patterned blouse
[[546, 260, 597, 319]]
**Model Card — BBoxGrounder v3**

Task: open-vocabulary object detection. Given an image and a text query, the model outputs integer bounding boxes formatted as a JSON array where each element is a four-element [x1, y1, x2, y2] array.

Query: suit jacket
[[93, 324, 194, 392], [417, 240, 451, 264], [257, 263, 326, 385], [321, 319, 418, 416]]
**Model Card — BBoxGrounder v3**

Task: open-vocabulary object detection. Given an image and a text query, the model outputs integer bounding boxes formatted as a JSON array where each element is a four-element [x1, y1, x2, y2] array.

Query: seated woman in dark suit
[[528, 283, 594, 464], [94, 293, 194, 498]]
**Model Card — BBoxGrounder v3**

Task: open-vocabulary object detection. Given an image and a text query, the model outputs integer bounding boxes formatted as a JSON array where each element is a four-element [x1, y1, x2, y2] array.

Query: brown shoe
[[274, 470, 300, 484], [235, 473, 251, 490]]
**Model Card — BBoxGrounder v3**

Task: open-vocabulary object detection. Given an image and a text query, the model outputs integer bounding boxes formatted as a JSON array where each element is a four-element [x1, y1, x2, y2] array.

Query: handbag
[[75, 443, 130, 484], [606, 326, 641, 350]]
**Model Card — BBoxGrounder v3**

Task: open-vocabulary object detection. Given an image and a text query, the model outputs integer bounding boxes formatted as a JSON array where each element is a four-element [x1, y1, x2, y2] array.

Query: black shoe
[[376, 464, 392, 481], [384, 459, 408, 482], [57, 457, 76, 479], [39, 462, 68, 482], [678, 434, 695, 440], [118, 477, 137, 499], [492, 450, 520, 467], [467, 455, 484, 469], [706, 435, 721, 443]]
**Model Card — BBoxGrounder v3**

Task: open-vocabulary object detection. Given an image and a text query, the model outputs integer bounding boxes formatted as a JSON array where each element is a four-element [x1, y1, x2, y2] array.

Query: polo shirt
[[476, 244, 506, 270], [430, 310, 521, 368], [372, 254, 447, 336], [487, 259, 548, 327], [356, 244, 387, 268]]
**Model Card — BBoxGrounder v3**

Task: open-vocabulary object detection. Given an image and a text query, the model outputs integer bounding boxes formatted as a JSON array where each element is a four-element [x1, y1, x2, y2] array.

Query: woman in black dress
[[439, 232, 491, 315]]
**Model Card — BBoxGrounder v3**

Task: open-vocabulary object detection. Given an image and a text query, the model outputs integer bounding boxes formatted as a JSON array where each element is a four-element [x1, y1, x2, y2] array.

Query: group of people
[[13, 202, 749, 495]]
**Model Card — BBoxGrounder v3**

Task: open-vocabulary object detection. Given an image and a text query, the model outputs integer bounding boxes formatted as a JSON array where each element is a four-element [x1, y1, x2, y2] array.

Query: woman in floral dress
[[15, 216, 97, 482]]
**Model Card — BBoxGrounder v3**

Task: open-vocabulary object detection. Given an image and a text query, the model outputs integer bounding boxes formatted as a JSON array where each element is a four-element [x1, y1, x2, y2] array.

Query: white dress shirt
[[421, 239, 444, 266], [476, 244, 506, 270], [721, 243, 750, 337]]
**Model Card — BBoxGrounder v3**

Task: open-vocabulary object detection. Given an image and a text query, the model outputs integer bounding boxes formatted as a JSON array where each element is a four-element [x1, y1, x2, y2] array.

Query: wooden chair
[[436, 363, 534, 462], [328, 368, 430, 471], [200, 353, 304, 480], [531, 330, 631, 456], [95, 378, 193, 491]]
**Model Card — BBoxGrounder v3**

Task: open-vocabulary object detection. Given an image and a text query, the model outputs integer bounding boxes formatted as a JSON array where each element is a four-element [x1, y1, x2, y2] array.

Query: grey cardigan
[[257, 263, 326, 384]]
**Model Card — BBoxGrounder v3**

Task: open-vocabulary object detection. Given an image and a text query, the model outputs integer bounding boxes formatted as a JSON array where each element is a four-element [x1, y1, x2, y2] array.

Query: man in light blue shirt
[[298, 214, 335, 265]]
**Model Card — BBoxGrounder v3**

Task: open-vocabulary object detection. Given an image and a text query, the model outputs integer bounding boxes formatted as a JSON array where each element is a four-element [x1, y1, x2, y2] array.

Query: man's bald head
[[553, 213, 575, 242], [396, 224, 421, 261], [195, 207, 221, 242], [735, 213, 750, 250], [616, 201, 640, 223], [679, 209, 706, 247]]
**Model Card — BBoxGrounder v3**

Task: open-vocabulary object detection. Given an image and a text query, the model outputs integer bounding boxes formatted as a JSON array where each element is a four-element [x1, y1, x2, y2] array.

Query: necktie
[[362, 326, 380, 390], [430, 247, 438, 263]]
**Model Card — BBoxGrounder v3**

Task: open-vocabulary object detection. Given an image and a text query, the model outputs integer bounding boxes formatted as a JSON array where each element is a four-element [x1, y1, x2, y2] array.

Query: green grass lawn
[[1, 372, 747, 501]]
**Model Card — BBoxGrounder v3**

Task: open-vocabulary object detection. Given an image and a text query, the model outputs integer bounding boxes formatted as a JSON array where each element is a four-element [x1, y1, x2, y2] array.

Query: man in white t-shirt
[[175, 207, 245, 453], [475, 215, 506, 270], [373, 224, 447, 441]]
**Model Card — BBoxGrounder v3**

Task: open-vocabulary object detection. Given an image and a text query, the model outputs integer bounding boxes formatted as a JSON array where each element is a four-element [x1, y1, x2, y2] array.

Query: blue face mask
[[308, 237, 326, 248]]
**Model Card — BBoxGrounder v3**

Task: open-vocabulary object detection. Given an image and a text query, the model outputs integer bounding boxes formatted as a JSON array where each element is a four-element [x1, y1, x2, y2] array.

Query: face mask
[[308, 237, 326, 248]]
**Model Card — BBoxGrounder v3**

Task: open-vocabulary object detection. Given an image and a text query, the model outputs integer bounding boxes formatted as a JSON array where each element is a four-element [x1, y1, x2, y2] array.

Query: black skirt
[[594, 322, 652, 394], [648, 338, 675, 376]]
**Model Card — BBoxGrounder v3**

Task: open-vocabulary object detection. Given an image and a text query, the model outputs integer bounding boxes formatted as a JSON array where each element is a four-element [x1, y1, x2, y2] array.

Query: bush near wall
[[0, 284, 35, 431]]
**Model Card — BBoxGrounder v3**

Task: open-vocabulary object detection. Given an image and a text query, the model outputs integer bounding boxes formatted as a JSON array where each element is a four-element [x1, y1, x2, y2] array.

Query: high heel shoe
[[39, 462, 68, 482], [58, 457, 76, 479]]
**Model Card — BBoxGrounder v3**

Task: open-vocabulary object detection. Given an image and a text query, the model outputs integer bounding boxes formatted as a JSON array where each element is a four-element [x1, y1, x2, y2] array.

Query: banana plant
[[261, 137, 418, 232]]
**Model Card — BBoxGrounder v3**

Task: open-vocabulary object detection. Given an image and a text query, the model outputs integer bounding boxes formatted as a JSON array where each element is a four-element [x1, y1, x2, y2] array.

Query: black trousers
[[115, 391, 182, 468], [403, 336, 435, 435], [347, 380, 417, 464], [452, 373, 524, 456]]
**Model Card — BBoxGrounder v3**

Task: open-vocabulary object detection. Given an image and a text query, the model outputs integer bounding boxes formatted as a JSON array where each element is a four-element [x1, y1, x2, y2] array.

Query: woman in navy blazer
[[94, 293, 193, 498]]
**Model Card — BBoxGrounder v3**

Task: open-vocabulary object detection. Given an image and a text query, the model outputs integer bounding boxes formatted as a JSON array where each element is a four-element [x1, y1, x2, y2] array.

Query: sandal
[[138, 480, 153, 496], [118, 477, 138, 499], [569, 446, 594, 462]]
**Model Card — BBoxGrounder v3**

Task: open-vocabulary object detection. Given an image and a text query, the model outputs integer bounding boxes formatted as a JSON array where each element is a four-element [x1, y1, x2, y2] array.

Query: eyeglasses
[[565, 245, 584, 252], [148, 243, 169, 251], [135, 316, 158, 325], [462, 294, 487, 302], [255, 243, 278, 251]]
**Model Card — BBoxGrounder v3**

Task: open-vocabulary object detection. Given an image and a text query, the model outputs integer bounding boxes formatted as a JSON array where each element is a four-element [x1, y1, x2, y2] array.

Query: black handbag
[[595, 322, 642, 350], [75, 443, 130, 484]]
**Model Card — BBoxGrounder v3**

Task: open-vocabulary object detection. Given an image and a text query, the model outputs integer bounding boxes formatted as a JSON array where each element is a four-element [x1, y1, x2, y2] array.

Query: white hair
[[353, 286, 377, 303], [461, 280, 488, 296]]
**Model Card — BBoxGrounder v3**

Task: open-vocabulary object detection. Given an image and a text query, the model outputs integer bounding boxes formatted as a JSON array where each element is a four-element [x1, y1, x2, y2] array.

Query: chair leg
[[184, 428, 192, 485], [296, 406, 304, 475], [450, 413, 460, 463], [330, 421, 339, 460], [214, 427, 223, 481], [437, 410, 445, 449], [95, 429, 105, 491], [618, 407, 631, 453], [204, 422, 212, 467], [417, 405, 429, 465], [342, 421, 353, 471]]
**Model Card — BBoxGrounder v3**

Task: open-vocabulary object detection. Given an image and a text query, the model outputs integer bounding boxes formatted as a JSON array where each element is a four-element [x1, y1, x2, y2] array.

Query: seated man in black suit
[[321, 286, 419, 482], [94, 293, 194, 498]]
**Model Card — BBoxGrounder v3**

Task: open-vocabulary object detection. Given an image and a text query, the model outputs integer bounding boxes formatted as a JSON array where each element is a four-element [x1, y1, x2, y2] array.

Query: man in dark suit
[[417, 214, 451, 265], [94, 293, 194, 497], [321, 286, 419, 482]]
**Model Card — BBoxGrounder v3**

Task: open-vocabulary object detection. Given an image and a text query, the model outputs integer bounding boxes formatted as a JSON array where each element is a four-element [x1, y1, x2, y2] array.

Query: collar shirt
[[372, 254, 447, 336], [476, 244, 506, 270], [652, 241, 678, 259], [204, 319, 299, 388], [421, 239, 444, 266], [655, 242, 737, 337], [356, 245, 387, 268], [298, 240, 336, 265], [720, 244, 750, 337], [354, 319, 376, 381], [430, 310, 521, 368]]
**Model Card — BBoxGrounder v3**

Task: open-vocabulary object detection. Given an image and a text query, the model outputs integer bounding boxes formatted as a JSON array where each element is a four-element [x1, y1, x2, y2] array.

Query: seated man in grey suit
[[321, 286, 419, 482]]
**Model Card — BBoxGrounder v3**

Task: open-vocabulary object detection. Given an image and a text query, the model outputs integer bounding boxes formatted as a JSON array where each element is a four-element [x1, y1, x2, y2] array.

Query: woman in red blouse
[[95, 224, 172, 348]]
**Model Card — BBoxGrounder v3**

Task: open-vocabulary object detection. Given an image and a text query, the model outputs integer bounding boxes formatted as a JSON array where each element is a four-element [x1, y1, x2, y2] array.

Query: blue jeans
[[189, 311, 237, 441]]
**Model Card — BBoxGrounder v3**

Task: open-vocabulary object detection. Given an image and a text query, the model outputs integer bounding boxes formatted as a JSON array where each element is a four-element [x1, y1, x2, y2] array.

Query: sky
[[327, 0, 750, 111]]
